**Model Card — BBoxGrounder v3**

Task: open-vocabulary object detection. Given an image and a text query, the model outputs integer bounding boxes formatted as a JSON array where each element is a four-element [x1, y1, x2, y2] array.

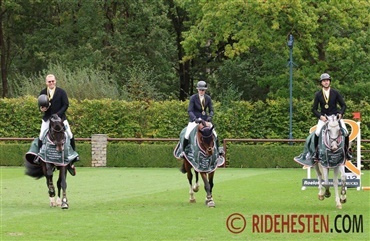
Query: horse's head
[[326, 114, 340, 151], [49, 114, 65, 152], [197, 120, 215, 156]]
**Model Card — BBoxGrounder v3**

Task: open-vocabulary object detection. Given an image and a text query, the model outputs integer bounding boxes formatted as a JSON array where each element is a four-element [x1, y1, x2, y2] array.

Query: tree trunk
[[0, 0, 8, 98]]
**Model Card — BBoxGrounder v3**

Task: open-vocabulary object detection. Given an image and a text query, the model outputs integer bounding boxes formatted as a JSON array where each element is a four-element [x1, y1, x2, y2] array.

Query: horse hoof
[[189, 199, 196, 203], [56, 197, 62, 207], [340, 198, 347, 204], [61, 203, 69, 209], [318, 195, 325, 201], [207, 200, 215, 208], [324, 193, 331, 198], [336, 204, 342, 209]]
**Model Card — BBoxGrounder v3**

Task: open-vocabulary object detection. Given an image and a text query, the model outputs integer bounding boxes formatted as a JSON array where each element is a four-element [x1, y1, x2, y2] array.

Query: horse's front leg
[[339, 165, 347, 204], [57, 166, 69, 209], [314, 163, 325, 200], [335, 166, 347, 209], [200, 172, 215, 207], [43, 163, 56, 207], [322, 166, 331, 198]]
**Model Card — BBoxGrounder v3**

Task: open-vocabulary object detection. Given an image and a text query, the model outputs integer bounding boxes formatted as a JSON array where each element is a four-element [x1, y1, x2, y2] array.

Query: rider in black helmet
[[312, 73, 352, 160], [38, 74, 78, 175]]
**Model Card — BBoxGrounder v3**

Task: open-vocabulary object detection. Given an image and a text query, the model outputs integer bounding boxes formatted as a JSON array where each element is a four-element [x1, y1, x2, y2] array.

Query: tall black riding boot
[[345, 136, 352, 160], [33, 139, 43, 164], [216, 138, 224, 156], [67, 137, 77, 176], [70, 137, 76, 151], [314, 135, 319, 160], [182, 138, 189, 152]]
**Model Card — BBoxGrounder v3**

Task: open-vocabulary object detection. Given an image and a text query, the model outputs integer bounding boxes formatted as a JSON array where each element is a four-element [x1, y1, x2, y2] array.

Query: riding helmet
[[319, 73, 331, 82], [38, 94, 49, 107], [196, 81, 208, 90]]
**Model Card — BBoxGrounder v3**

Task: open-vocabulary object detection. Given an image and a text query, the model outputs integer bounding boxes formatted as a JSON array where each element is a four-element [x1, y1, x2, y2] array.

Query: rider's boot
[[345, 136, 352, 160], [314, 135, 320, 160], [181, 138, 189, 154], [179, 162, 187, 174], [67, 137, 77, 176], [33, 139, 43, 164], [216, 138, 224, 156], [179, 139, 189, 173]]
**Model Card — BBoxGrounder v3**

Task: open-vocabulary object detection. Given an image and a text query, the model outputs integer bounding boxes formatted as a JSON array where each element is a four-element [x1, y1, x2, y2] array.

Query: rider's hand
[[40, 106, 48, 112], [195, 118, 202, 124], [320, 115, 327, 122]]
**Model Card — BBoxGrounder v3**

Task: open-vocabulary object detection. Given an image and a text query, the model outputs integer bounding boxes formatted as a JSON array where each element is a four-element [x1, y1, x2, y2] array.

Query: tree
[[180, 0, 370, 101]]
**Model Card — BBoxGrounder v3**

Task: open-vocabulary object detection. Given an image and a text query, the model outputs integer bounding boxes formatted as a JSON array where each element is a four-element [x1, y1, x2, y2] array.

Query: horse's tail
[[24, 161, 44, 179]]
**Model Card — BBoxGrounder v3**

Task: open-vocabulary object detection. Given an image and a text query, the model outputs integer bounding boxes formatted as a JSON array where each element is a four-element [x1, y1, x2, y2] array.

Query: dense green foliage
[[1, 97, 369, 139], [1, 0, 369, 102]]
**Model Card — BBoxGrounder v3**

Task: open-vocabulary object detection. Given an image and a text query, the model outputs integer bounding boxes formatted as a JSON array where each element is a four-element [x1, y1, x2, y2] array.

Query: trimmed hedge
[[1, 97, 369, 139], [0, 142, 305, 168]]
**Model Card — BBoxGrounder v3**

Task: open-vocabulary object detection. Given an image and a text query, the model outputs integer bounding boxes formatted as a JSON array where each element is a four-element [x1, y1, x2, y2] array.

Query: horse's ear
[[211, 125, 215, 132]]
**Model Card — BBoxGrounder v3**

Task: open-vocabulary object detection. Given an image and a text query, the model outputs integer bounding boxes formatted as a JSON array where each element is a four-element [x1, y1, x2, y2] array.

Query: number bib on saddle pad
[[25, 130, 79, 166], [294, 124, 346, 168], [173, 127, 225, 173]]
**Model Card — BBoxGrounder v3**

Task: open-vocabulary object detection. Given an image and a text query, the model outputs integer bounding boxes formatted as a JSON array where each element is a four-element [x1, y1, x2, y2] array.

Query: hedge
[[1, 97, 369, 139], [0, 142, 304, 168]]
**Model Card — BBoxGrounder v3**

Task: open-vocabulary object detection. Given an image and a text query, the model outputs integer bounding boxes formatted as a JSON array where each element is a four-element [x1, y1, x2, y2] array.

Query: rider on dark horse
[[312, 73, 352, 160], [179, 81, 223, 171], [37, 74, 78, 175]]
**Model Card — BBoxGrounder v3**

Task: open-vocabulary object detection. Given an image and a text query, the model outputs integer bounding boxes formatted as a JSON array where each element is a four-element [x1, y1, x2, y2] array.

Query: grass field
[[1, 167, 369, 241]]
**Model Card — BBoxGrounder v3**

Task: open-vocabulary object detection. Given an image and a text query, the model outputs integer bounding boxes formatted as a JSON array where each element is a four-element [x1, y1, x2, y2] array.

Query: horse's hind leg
[[340, 166, 347, 204], [193, 171, 199, 192], [185, 162, 196, 203]]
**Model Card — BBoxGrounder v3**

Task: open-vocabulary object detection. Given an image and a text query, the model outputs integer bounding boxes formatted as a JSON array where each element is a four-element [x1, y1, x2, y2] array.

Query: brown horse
[[179, 120, 224, 207], [25, 114, 76, 209]]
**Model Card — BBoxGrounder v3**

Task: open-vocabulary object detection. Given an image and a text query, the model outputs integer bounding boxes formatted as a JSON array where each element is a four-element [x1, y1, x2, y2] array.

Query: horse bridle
[[49, 115, 66, 146], [326, 117, 340, 142]]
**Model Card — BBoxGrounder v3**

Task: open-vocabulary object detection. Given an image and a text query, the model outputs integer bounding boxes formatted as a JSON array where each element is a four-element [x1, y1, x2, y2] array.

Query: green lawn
[[1, 167, 369, 241]]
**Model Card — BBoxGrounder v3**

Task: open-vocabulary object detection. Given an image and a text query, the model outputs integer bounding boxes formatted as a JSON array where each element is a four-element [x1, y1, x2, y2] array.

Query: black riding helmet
[[38, 94, 49, 107]]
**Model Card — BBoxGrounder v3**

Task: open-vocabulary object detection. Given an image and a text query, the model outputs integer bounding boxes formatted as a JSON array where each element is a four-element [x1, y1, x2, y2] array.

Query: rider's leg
[[35, 120, 49, 164], [339, 119, 352, 160], [183, 122, 197, 153], [314, 119, 326, 160], [64, 120, 78, 176]]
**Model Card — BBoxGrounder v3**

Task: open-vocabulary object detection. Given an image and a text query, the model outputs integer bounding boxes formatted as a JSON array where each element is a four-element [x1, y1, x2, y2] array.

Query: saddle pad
[[25, 131, 79, 166], [173, 127, 225, 173], [294, 125, 345, 168]]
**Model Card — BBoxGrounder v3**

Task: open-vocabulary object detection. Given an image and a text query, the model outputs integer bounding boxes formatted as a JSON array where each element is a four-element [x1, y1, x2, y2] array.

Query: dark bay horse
[[175, 120, 225, 207], [25, 114, 76, 209]]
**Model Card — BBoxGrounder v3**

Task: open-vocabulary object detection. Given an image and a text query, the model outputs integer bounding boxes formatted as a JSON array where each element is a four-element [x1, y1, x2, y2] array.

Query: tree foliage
[[1, 0, 369, 102]]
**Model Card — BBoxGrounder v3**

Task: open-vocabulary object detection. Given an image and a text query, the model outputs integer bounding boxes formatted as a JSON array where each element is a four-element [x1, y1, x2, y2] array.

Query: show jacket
[[39, 87, 69, 121], [188, 94, 214, 122], [312, 88, 346, 119]]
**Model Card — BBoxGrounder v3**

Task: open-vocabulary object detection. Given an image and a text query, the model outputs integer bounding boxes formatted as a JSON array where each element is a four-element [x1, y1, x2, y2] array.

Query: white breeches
[[315, 119, 348, 136], [39, 119, 73, 140], [184, 121, 217, 139]]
